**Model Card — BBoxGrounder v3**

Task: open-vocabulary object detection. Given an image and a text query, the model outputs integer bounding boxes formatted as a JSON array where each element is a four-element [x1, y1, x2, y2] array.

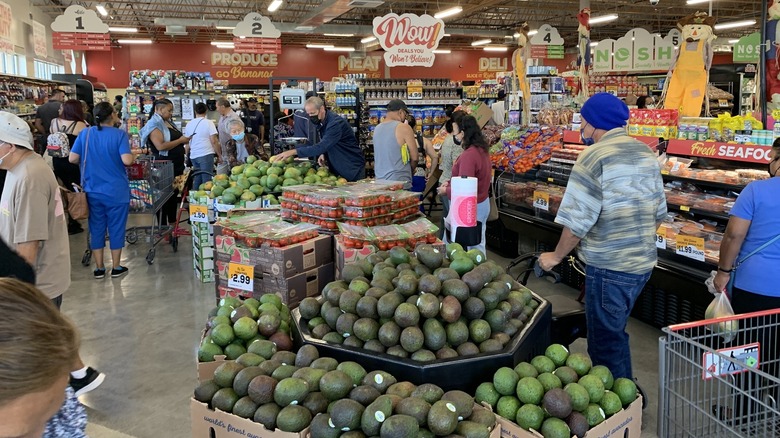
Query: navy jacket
[[293, 110, 318, 146], [296, 111, 365, 181]]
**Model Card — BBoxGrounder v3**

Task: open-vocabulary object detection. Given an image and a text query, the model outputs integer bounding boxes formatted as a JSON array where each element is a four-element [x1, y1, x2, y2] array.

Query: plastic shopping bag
[[705, 292, 738, 343]]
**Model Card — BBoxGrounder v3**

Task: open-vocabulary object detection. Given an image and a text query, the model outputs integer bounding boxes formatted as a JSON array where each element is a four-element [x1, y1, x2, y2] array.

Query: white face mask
[[0, 147, 12, 167]]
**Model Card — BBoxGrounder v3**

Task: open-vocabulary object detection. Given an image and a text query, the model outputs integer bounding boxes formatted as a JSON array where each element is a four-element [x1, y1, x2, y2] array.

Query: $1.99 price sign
[[189, 204, 209, 223], [228, 263, 255, 291], [533, 191, 550, 211], [676, 235, 705, 262]]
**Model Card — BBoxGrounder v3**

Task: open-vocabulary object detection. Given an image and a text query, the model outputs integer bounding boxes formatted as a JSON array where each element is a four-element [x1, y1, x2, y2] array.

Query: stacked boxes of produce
[[279, 180, 420, 232], [190, 192, 217, 283], [490, 126, 564, 174], [676, 113, 766, 143], [213, 212, 333, 305]]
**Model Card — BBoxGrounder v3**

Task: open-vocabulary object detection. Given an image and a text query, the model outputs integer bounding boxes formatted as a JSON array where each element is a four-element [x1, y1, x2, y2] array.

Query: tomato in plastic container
[[390, 191, 421, 209], [343, 203, 393, 218]]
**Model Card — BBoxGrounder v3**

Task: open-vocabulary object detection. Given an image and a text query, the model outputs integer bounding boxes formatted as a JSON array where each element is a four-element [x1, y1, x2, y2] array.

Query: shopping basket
[[658, 308, 780, 437]]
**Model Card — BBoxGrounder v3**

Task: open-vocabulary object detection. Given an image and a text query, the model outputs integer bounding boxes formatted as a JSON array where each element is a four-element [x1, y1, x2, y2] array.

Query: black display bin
[[292, 292, 552, 394]]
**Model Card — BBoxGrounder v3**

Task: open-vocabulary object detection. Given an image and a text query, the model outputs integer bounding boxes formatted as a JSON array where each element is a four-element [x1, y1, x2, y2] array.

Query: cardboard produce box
[[495, 396, 642, 438], [215, 234, 332, 277], [191, 399, 309, 438], [472, 101, 495, 128], [215, 261, 334, 307], [334, 236, 445, 279]]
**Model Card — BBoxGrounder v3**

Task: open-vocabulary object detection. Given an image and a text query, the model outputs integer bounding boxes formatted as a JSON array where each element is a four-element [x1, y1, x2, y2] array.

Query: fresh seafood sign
[[373, 13, 445, 67]]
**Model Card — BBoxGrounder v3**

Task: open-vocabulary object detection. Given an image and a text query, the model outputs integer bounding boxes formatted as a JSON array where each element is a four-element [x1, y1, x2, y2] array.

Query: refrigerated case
[[51, 74, 108, 109]]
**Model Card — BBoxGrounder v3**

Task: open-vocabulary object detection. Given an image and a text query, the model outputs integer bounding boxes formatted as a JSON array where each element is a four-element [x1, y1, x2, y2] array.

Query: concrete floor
[[60, 229, 663, 438]]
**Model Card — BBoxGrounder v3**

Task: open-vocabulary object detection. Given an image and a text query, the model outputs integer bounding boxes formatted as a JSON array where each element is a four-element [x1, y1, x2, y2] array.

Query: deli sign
[[373, 13, 445, 67]]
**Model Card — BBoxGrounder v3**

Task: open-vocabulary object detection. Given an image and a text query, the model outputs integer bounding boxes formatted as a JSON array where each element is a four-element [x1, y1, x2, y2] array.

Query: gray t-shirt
[[0, 153, 71, 298], [373, 120, 412, 189], [36, 101, 62, 135]]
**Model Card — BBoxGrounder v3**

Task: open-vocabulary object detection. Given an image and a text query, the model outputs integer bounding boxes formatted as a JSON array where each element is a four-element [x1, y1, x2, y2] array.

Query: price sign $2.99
[[228, 263, 255, 291]]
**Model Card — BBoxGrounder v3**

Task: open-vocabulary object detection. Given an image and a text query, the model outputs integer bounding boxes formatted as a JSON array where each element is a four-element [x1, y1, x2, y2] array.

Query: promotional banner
[[0, 1, 12, 55], [732, 32, 760, 63], [33, 20, 48, 58], [51, 5, 110, 51], [232, 13, 282, 54], [592, 28, 679, 72], [373, 13, 445, 67]]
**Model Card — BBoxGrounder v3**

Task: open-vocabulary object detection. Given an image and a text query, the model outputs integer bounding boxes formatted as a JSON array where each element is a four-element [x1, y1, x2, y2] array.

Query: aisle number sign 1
[[228, 263, 255, 291], [676, 235, 705, 262], [533, 191, 549, 211], [189, 204, 209, 223]]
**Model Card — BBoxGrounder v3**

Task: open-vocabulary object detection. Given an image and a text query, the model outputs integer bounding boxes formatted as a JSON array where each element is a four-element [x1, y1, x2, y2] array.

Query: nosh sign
[[373, 13, 445, 67]]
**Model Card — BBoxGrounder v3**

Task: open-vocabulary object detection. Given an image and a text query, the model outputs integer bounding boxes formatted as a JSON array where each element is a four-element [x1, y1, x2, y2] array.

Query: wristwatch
[[717, 267, 733, 273]]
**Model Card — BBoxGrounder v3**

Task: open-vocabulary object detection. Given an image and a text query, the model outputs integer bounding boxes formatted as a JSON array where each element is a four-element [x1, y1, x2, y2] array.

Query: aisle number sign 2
[[228, 263, 254, 292], [232, 13, 282, 54], [676, 235, 705, 262]]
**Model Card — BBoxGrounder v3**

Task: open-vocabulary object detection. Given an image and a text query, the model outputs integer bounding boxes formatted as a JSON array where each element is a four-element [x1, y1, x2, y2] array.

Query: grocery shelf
[[661, 173, 745, 192], [665, 203, 730, 221], [366, 99, 461, 106]]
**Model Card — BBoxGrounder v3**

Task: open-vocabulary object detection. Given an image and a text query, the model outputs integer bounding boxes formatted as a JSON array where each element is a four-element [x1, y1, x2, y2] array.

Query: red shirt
[[446, 145, 491, 203]]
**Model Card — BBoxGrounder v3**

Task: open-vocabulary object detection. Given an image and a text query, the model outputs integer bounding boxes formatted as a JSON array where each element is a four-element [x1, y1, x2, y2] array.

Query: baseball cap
[[387, 99, 408, 113], [0, 111, 34, 150], [247, 98, 258, 103]]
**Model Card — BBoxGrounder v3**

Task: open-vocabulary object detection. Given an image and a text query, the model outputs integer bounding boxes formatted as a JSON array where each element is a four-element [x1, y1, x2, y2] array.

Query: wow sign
[[373, 13, 445, 67]]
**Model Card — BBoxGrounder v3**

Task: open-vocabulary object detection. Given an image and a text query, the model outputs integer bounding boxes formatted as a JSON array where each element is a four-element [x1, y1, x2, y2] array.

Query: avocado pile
[[192, 157, 344, 205], [297, 243, 541, 361], [198, 295, 294, 362], [474, 344, 639, 438], [195, 343, 498, 436]]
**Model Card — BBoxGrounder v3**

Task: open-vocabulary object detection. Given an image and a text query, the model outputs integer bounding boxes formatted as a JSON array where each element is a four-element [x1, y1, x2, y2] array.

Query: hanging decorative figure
[[512, 23, 532, 126], [576, 8, 591, 104]]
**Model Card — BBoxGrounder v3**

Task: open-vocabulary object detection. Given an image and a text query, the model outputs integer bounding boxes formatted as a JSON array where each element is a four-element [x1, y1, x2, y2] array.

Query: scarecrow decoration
[[576, 8, 591, 103], [512, 22, 532, 125], [661, 12, 716, 117]]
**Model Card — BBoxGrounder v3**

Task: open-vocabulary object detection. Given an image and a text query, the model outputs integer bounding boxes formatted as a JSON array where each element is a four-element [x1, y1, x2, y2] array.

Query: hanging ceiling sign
[[232, 12, 282, 54], [33, 20, 48, 58], [529, 24, 564, 59], [593, 28, 678, 72], [50, 5, 110, 51], [733, 32, 760, 63], [373, 13, 445, 67], [0, 1, 13, 55]]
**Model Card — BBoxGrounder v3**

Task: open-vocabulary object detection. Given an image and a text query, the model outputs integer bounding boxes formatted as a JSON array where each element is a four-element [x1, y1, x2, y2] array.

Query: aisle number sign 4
[[228, 263, 255, 291], [676, 235, 705, 262], [189, 204, 209, 223], [533, 191, 549, 211]]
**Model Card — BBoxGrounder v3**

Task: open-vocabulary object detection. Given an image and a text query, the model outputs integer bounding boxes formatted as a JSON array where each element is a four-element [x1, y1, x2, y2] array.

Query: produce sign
[[490, 126, 564, 174], [373, 13, 445, 67], [227, 263, 254, 291], [50, 5, 110, 51], [189, 204, 209, 223], [666, 139, 773, 164], [532, 191, 550, 211]]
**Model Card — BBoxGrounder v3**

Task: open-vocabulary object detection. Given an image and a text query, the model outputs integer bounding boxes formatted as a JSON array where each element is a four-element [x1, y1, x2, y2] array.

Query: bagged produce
[[703, 274, 738, 343]]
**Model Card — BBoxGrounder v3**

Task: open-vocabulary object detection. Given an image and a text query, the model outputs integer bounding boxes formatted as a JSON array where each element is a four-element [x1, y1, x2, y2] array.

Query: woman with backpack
[[49, 99, 88, 235], [69, 102, 134, 279]]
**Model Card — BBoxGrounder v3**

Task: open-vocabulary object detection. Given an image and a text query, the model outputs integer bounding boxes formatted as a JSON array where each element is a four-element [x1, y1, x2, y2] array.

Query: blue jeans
[[585, 265, 651, 380], [191, 154, 215, 189]]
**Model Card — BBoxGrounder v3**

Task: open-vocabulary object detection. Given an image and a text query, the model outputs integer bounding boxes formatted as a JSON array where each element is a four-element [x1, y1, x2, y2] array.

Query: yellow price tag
[[533, 191, 550, 211], [407, 86, 423, 99], [189, 204, 209, 223], [228, 263, 254, 291], [547, 177, 554, 182], [680, 205, 690, 212], [655, 226, 667, 250], [661, 170, 670, 175], [676, 235, 705, 261]]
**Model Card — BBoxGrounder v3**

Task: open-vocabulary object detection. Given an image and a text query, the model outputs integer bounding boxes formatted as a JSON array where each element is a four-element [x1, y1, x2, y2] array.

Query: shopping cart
[[126, 156, 175, 264], [658, 309, 780, 437]]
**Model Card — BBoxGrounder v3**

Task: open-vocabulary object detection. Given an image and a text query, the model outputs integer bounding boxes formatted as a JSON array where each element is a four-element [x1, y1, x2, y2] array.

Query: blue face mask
[[580, 123, 595, 146], [232, 132, 245, 142]]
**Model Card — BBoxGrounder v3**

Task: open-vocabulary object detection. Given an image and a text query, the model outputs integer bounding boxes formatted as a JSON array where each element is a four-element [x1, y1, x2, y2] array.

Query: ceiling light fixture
[[686, 0, 713, 4], [295, 25, 316, 31], [324, 46, 356, 52], [714, 19, 757, 30], [215, 26, 235, 30], [590, 14, 619, 25], [728, 39, 740, 44], [96, 4, 108, 16], [444, 33, 452, 37], [432, 49, 451, 54], [471, 39, 491, 46], [513, 29, 538, 38], [215, 43, 235, 48], [484, 46, 508, 52], [590, 42, 599, 47], [361, 36, 377, 43], [306, 44, 334, 48], [210, 41, 232, 45], [324, 33, 354, 37], [117, 39, 152, 44], [434, 6, 463, 19], [108, 27, 138, 33], [268, 0, 283, 12]]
